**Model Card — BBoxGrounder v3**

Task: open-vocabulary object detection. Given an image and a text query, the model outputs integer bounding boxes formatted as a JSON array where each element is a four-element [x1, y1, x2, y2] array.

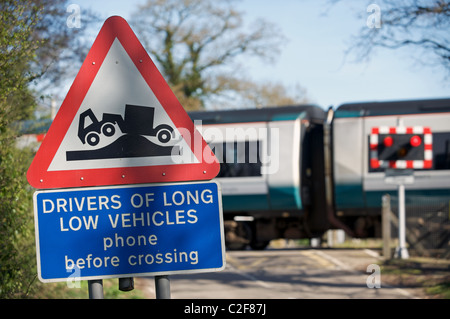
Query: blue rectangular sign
[[33, 181, 225, 282]]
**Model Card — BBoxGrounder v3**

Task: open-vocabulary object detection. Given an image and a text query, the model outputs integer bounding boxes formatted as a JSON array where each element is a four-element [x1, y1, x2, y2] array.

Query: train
[[18, 98, 450, 250], [189, 98, 450, 250]]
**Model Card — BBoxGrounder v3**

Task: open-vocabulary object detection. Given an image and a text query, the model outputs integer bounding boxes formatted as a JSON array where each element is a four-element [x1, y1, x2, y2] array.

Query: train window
[[433, 132, 450, 170], [210, 141, 262, 177]]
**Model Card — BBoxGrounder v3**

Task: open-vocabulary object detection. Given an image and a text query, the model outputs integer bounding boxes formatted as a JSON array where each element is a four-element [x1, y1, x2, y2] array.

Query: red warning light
[[410, 135, 422, 147], [383, 136, 393, 147]]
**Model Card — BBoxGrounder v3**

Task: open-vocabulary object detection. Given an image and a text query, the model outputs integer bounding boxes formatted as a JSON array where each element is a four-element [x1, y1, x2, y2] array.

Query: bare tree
[[130, 0, 290, 109], [205, 78, 309, 109], [30, 1, 100, 90], [244, 81, 309, 108], [338, 0, 450, 73]]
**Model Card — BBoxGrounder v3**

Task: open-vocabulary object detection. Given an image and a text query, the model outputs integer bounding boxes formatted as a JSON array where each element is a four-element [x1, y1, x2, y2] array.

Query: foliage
[[29, 0, 99, 91], [0, 1, 43, 298], [381, 257, 450, 299], [0, 144, 36, 298], [213, 79, 309, 109], [0, 1, 41, 120], [341, 0, 450, 74], [31, 279, 146, 299], [131, 0, 303, 109], [425, 282, 450, 299], [0, 0, 100, 298]]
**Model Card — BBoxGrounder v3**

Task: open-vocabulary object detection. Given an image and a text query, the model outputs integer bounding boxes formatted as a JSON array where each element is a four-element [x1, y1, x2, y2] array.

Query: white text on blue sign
[[34, 182, 225, 282]]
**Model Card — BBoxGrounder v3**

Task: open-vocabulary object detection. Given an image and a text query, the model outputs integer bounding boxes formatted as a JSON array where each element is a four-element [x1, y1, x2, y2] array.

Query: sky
[[73, 0, 449, 110]]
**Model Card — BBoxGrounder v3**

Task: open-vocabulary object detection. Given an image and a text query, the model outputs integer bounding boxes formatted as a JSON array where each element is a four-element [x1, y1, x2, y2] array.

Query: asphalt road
[[135, 248, 419, 299]]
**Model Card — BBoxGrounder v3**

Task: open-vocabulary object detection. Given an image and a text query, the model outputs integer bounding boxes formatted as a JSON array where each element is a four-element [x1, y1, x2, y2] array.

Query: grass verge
[[30, 278, 146, 299], [380, 257, 450, 299]]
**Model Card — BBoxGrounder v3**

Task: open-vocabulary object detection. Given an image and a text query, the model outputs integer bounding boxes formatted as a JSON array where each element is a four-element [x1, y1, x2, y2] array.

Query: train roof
[[335, 98, 450, 118], [188, 104, 326, 124]]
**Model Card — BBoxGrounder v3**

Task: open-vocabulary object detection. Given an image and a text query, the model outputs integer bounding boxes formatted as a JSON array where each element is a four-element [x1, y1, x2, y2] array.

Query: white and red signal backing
[[370, 126, 433, 169]]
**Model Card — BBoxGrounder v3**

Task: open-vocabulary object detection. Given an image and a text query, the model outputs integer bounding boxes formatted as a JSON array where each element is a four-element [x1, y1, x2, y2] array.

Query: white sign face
[[48, 39, 197, 172]]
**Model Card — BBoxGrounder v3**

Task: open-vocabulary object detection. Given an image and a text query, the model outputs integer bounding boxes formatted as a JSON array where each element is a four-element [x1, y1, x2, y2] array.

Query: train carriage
[[189, 105, 329, 249]]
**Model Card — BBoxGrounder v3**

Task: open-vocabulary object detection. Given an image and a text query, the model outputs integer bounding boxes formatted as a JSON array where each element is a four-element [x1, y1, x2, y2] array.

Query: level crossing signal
[[370, 126, 433, 170]]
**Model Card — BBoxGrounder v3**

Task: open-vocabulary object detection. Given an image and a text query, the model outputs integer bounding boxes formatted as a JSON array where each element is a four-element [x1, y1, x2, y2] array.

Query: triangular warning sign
[[27, 16, 220, 189]]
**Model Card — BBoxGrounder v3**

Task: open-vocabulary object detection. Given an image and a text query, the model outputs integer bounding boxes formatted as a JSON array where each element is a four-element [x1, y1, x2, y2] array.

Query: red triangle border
[[27, 16, 220, 189]]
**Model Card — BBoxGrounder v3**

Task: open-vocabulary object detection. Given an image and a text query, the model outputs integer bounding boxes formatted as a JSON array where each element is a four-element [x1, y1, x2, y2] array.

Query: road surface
[[135, 248, 419, 299]]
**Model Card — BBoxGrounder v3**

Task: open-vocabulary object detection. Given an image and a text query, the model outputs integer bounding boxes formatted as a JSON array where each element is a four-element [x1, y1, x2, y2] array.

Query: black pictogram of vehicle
[[78, 104, 174, 146]]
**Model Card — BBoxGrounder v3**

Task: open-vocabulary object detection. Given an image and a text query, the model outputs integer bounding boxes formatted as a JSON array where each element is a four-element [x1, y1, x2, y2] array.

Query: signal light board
[[369, 126, 432, 169]]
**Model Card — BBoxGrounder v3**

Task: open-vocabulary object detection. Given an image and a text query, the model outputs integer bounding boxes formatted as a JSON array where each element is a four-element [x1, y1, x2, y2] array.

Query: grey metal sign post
[[88, 279, 104, 299], [385, 169, 414, 259], [119, 277, 134, 291], [155, 275, 171, 299], [395, 182, 409, 259]]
